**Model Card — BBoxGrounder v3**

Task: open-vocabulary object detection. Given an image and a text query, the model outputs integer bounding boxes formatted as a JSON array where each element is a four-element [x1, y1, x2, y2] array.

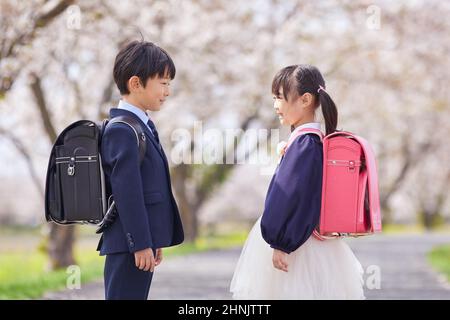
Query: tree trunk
[[48, 224, 76, 269], [421, 209, 442, 230], [171, 164, 198, 242], [30, 73, 77, 269], [378, 131, 434, 225], [420, 171, 449, 230]]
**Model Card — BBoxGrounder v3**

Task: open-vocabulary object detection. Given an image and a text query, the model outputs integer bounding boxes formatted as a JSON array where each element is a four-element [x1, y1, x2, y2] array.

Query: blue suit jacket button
[[129, 241, 135, 247]]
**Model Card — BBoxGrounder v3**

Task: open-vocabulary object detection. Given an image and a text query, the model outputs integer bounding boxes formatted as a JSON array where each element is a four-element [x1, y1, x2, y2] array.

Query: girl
[[230, 65, 365, 299]]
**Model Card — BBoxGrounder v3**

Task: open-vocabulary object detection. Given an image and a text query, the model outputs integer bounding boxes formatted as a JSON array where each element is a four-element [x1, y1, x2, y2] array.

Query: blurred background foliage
[[0, 0, 449, 298]]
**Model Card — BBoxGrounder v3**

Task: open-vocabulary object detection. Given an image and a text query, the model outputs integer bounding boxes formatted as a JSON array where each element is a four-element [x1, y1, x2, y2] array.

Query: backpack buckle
[[349, 160, 355, 172], [68, 158, 75, 176]]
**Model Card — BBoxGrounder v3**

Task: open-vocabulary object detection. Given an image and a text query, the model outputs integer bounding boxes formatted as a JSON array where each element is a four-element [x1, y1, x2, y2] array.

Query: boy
[[97, 40, 184, 300]]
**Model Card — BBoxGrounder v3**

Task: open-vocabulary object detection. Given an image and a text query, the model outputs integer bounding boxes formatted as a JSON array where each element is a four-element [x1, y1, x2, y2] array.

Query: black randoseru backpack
[[44, 116, 146, 233]]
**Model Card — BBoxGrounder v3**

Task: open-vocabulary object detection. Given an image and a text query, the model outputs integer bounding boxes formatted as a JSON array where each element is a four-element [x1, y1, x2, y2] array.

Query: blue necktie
[[147, 120, 160, 145]]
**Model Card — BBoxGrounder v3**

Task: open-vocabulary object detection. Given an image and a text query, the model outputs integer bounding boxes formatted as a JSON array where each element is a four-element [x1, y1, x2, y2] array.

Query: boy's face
[[126, 72, 171, 112], [141, 74, 171, 111]]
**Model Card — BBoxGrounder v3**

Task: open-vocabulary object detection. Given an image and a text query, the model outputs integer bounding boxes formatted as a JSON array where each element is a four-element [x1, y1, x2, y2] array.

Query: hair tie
[[317, 85, 326, 94]]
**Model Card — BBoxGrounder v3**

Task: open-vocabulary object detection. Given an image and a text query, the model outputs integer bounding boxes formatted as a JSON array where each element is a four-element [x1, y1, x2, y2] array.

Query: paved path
[[346, 233, 450, 299], [43, 234, 450, 300]]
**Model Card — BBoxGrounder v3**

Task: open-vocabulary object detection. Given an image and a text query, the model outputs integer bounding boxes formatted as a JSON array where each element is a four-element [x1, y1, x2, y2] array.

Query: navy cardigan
[[260, 134, 323, 254]]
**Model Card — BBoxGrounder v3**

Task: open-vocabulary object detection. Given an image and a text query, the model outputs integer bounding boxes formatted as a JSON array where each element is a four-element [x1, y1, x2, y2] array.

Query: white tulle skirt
[[230, 217, 365, 300]]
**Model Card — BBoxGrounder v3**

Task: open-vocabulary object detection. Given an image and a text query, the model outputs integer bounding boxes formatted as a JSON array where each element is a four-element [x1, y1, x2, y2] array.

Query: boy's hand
[[134, 248, 155, 272], [155, 248, 163, 266], [272, 249, 289, 272]]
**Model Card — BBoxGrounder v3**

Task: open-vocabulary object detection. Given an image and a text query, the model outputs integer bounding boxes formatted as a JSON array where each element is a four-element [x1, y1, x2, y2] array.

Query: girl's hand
[[155, 248, 163, 266], [272, 249, 289, 272]]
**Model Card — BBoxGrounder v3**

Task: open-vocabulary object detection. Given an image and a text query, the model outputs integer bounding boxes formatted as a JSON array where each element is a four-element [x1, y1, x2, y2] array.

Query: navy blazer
[[260, 134, 323, 254], [97, 108, 184, 255]]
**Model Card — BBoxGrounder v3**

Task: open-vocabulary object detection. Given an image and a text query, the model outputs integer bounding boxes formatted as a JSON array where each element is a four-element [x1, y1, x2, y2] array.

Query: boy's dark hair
[[272, 64, 338, 136], [113, 40, 176, 95]]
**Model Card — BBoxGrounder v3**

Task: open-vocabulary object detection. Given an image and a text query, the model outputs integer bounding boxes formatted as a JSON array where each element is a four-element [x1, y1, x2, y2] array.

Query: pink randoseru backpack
[[289, 128, 382, 241]]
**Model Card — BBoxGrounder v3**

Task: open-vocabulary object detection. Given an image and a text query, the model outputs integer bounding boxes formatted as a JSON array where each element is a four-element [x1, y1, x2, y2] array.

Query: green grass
[[164, 232, 248, 256], [382, 224, 426, 234], [0, 248, 104, 300], [427, 244, 450, 283], [0, 224, 41, 236], [382, 223, 450, 234], [0, 232, 248, 300]]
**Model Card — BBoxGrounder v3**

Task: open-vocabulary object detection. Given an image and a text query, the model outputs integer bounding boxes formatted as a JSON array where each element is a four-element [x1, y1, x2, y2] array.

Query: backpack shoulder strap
[[297, 128, 324, 142], [286, 128, 324, 149], [105, 116, 147, 164], [95, 117, 147, 233], [347, 134, 382, 232]]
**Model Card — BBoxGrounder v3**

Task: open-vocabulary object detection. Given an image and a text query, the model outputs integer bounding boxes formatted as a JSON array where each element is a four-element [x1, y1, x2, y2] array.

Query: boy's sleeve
[[102, 123, 153, 252], [260, 134, 323, 254]]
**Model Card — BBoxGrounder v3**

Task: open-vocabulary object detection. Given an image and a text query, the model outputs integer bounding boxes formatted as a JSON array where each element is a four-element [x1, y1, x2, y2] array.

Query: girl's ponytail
[[317, 86, 338, 136]]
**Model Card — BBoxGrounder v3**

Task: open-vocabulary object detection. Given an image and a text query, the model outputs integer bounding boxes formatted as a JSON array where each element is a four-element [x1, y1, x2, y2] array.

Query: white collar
[[118, 99, 150, 124]]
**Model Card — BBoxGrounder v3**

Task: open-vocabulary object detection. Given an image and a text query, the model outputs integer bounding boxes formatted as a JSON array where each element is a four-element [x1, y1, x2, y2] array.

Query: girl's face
[[273, 88, 315, 127]]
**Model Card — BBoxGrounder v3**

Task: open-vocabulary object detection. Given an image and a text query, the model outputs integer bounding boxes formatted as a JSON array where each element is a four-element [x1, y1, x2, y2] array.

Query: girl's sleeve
[[260, 134, 323, 254]]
